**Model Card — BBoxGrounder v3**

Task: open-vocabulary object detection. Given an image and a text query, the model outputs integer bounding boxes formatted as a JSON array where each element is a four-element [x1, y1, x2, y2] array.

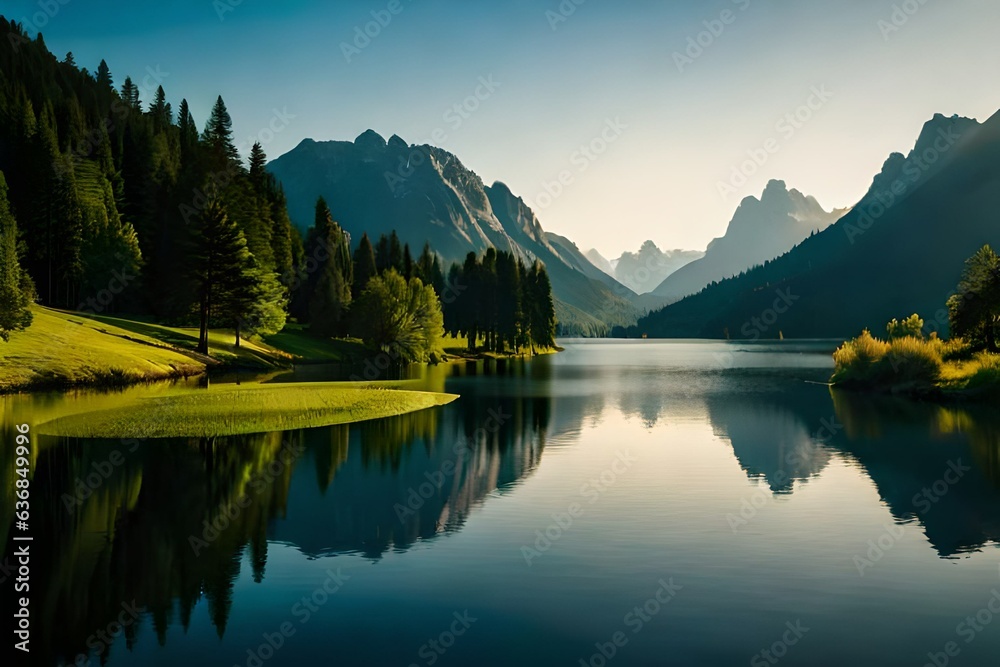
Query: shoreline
[[830, 380, 998, 404], [0, 308, 562, 395]]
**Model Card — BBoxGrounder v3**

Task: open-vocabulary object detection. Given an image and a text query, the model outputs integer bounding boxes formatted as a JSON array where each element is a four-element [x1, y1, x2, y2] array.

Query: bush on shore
[[832, 314, 999, 395]]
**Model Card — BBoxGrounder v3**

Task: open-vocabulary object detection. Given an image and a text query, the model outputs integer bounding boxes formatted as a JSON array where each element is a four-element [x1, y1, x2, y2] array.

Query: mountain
[[267, 132, 641, 335], [584, 248, 615, 276], [651, 180, 846, 303], [613, 241, 704, 294], [635, 112, 993, 339]]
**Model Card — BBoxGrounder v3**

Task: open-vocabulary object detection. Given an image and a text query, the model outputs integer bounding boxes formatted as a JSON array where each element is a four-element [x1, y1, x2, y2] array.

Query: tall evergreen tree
[[402, 243, 413, 280], [177, 99, 199, 166], [375, 233, 391, 273], [149, 85, 171, 130], [496, 251, 522, 353], [527, 261, 557, 350], [202, 95, 240, 168], [304, 197, 352, 336], [415, 244, 445, 295], [248, 142, 267, 189], [189, 193, 254, 354], [352, 233, 377, 299], [120, 76, 141, 111], [95, 59, 113, 91], [388, 231, 403, 273], [0, 172, 34, 341]]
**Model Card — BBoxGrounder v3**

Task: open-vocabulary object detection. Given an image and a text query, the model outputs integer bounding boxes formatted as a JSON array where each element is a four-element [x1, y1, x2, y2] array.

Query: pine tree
[[304, 197, 352, 336], [177, 99, 199, 166], [95, 59, 113, 91], [402, 243, 413, 279], [248, 142, 267, 189], [121, 76, 141, 111], [461, 252, 480, 350], [202, 95, 240, 168], [527, 261, 556, 350], [481, 248, 498, 351], [149, 85, 171, 130], [223, 259, 287, 347], [352, 233, 377, 299], [189, 192, 254, 354], [414, 244, 445, 295], [375, 233, 391, 273], [0, 172, 34, 341], [388, 231, 403, 273], [496, 251, 521, 352]]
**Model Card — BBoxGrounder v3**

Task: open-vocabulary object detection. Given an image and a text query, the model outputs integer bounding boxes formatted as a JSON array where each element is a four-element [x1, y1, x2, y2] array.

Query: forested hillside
[[0, 18, 557, 358], [0, 18, 300, 327]]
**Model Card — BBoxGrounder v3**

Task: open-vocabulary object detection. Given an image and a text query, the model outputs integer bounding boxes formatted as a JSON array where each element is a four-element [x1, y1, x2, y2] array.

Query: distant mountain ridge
[[267, 131, 642, 335], [651, 180, 847, 303], [585, 248, 616, 277], [636, 112, 995, 339], [612, 241, 704, 294]]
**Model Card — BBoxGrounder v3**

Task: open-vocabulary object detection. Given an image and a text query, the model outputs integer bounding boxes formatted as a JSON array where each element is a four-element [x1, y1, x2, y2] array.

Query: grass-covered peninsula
[[34, 382, 458, 439]]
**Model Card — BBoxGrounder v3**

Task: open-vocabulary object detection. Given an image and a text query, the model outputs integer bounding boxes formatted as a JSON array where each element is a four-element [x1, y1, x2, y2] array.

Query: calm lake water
[[4, 340, 1000, 666]]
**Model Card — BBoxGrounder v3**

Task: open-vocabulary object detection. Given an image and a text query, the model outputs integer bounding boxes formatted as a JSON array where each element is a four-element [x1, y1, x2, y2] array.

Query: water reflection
[[829, 390, 1000, 557], [1, 366, 551, 665], [4, 344, 1000, 666], [706, 394, 832, 493], [702, 382, 1000, 557]]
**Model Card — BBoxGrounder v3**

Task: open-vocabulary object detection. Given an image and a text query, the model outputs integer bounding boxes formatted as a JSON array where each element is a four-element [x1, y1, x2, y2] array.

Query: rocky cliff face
[[652, 180, 846, 303], [268, 131, 641, 335]]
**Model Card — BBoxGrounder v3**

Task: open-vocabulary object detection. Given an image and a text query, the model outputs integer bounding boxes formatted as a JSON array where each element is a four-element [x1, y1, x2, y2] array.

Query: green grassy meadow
[[0, 306, 367, 392]]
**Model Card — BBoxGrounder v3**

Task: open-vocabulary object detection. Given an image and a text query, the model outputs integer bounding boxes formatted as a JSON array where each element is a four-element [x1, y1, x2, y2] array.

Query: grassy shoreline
[[0, 307, 558, 394]]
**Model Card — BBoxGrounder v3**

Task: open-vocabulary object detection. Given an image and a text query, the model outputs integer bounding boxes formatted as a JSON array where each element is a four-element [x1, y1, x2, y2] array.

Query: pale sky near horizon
[[7, 0, 1000, 257]]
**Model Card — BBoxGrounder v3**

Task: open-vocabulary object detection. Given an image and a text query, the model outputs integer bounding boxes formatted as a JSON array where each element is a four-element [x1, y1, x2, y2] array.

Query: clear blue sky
[[6, 0, 1000, 256]]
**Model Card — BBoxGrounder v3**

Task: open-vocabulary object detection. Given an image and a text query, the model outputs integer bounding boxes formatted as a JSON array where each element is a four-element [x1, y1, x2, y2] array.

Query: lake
[[4, 340, 1000, 666]]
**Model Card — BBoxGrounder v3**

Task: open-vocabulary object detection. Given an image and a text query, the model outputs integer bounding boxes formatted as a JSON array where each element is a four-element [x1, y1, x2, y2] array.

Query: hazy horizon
[[8, 0, 999, 257]]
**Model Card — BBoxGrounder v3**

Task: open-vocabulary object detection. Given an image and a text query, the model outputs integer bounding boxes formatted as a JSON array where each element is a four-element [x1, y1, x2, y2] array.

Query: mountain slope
[[651, 180, 846, 303], [267, 132, 640, 335], [636, 113, 993, 339], [484, 182, 643, 333]]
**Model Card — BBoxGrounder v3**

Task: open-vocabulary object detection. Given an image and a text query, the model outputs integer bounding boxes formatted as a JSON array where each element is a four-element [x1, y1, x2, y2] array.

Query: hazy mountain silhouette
[[637, 113, 993, 338], [583, 243, 704, 295], [614, 241, 704, 294], [267, 132, 641, 335], [650, 180, 845, 304], [584, 248, 616, 276]]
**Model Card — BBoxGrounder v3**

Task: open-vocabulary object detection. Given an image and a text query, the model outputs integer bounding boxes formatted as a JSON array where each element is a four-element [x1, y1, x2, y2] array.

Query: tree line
[[445, 248, 556, 353]]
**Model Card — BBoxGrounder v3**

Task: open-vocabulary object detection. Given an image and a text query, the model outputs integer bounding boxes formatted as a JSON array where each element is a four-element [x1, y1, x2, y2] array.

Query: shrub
[[965, 352, 1000, 391], [939, 337, 973, 362], [832, 331, 943, 386], [832, 329, 889, 383], [886, 314, 925, 340], [878, 336, 943, 384]]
